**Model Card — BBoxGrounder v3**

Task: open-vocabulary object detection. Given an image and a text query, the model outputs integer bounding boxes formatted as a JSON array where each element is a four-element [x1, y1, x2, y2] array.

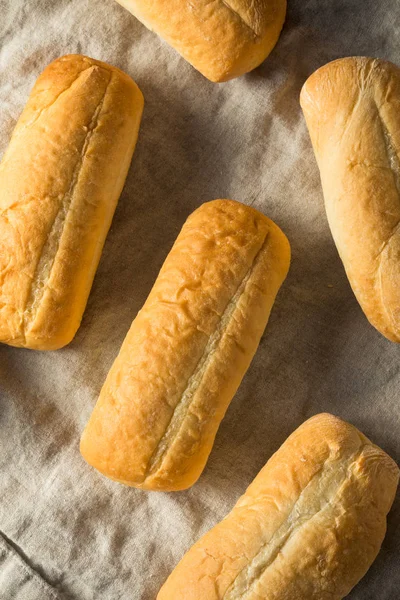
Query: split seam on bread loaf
[[23, 67, 112, 333], [374, 102, 400, 331], [224, 440, 366, 599], [145, 231, 270, 478], [220, 0, 259, 36], [375, 106, 400, 257], [12, 65, 94, 140]]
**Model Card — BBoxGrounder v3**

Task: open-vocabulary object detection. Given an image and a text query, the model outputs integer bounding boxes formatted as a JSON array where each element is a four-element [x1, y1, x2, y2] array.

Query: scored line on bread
[[23, 67, 113, 333], [146, 229, 270, 477]]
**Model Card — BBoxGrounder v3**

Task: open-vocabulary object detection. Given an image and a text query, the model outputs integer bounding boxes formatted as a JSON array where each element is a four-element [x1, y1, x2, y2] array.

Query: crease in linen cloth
[[0, 533, 64, 600]]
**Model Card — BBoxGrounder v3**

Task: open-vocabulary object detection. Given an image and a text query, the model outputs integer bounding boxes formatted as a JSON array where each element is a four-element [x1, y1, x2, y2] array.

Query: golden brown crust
[[0, 54, 144, 350], [80, 199, 290, 490], [157, 413, 399, 599], [300, 57, 400, 342], [116, 0, 286, 82]]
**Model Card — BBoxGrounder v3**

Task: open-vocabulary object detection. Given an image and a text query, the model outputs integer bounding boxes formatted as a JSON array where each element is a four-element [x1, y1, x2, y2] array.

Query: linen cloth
[[0, 0, 399, 598]]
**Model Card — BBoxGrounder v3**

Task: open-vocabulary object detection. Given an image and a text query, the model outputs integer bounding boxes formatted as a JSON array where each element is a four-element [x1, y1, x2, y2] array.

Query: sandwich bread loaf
[[158, 413, 399, 599], [0, 54, 144, 350], [80, 199, 290, 491], [301, 57, 400, 342]]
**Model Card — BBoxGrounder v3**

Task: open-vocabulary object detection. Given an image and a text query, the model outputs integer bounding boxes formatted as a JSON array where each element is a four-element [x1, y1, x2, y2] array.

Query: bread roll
[[80, 199, 290, 491], [0, 54, 144, 350], [300, 57, 400, 342], [158, 413, 399, 599], [115, 0, 286, 82]]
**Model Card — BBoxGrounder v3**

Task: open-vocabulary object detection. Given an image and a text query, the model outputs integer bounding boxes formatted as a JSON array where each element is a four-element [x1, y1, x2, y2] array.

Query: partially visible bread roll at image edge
[[0, 54, 144, 350], [115, 0, 286, 82], [80, 199, 290, 491], [300, 57, 400, 342], [158, 413, 399, 600]]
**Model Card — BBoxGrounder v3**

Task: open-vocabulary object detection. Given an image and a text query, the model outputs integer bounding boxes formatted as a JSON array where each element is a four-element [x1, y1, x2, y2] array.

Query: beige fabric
[[0, 0, 399, 599]]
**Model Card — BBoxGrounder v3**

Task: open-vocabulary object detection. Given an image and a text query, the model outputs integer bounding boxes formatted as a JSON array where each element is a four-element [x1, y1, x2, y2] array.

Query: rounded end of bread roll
[[210, 0, 288, 83], [300, 56, 396, 125], [80, 432, 202, 492], [0, 324, 75, 351], [40, 53, 144, 95], [300, 57, 378, 154], [116, 0, 286, 83], [26, 331, 76, 351]]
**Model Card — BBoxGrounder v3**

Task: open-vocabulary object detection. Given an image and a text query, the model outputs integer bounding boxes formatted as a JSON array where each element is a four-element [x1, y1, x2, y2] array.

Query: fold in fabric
[[0, 532, 64, 600]]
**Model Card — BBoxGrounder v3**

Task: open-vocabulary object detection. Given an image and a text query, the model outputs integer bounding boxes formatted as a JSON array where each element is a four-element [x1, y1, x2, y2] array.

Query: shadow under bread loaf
[[300, 57, 400, 342], [0, 54, 144, 350], [80, 199, 290, 491], [157, 413, 399, 600], [115, 0, 286, 82]]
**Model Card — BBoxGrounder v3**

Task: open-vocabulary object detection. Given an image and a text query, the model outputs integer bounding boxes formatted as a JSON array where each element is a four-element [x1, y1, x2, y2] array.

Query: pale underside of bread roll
[[300, 57, 400, 342], [115, 0, 286, 82], [157, 413, 399, 599], [0, 54, 144, 350], [80, 199, 290, 491]]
